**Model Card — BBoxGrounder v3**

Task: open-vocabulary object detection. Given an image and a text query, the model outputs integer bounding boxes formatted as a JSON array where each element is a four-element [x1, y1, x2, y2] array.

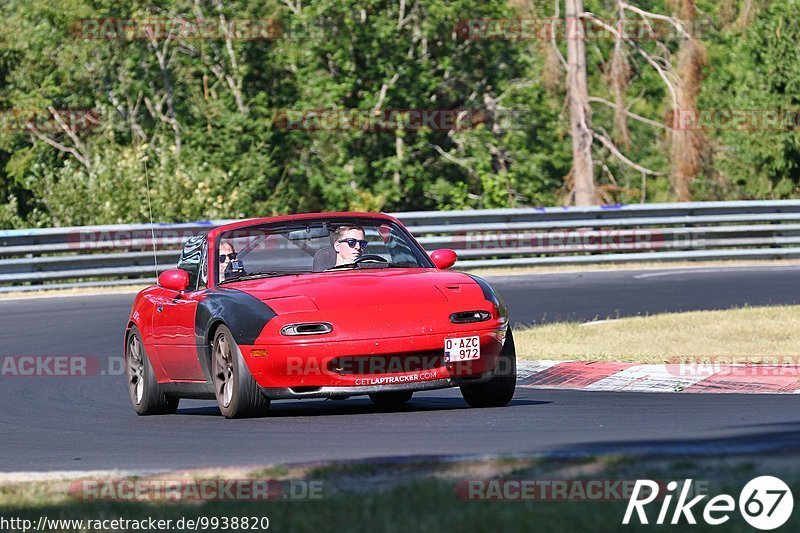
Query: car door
[[150, 236, 208, 381]]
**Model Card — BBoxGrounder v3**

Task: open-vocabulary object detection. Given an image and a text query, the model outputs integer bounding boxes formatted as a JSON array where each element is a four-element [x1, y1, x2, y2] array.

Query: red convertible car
[[125, 213, 515, 418]]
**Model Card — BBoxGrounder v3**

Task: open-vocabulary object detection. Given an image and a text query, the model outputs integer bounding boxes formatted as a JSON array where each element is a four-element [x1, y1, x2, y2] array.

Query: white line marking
[[0, 288, 142, 303], [516, 360, 568, 380], [634, 266, 800, 279], [0, 469, 166, 483], [584, 364, 708, 392]]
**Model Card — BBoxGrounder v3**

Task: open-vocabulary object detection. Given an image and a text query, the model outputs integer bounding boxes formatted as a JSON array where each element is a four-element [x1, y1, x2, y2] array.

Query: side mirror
[[430, 249, 457, 270], [158, 269, 190, 292]]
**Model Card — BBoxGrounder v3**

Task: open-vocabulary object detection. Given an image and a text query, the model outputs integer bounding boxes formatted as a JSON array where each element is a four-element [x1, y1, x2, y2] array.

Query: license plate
[[444, 336, 480, 362]]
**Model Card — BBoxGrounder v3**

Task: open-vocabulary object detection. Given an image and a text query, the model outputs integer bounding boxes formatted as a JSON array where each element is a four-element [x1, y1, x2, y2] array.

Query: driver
[[333, 225, 368, 266], [218, 241, 246, 282]]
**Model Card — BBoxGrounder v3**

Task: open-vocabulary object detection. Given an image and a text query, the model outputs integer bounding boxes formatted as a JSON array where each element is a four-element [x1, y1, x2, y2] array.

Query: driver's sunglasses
[[219, 252, 237, 263], [337, 238, 369, 249]]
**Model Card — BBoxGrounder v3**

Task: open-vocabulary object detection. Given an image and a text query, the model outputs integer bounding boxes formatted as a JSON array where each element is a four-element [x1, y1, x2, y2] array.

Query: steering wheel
[[354, 254, 388, 264]]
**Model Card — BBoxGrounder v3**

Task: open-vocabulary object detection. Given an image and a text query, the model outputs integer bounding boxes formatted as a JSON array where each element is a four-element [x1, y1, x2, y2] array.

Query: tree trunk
[[565, 0, 596, 205], [670, 0, 709, 202]]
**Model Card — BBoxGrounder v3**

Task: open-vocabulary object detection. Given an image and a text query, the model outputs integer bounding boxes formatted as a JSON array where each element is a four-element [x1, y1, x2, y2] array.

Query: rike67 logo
[[624, 476, 794, 530]]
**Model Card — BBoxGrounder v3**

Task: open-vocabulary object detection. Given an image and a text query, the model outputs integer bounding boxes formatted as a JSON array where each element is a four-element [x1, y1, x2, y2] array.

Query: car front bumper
[[259, 371, 494, 399], [241, 327, 506, 391]]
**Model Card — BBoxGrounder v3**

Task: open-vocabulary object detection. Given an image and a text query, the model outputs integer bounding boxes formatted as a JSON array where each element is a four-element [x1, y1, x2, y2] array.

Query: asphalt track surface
[[1, 266, 799, 472]]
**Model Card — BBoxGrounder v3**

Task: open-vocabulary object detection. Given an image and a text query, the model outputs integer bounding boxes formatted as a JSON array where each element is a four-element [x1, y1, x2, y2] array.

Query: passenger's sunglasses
[[219, 252, 238, 263], [337, 238, 369, 249]]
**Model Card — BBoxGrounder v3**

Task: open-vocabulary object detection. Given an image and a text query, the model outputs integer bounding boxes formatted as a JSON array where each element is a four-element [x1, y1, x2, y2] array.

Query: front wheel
[[460, 329, 516, 408], [212, 325, 270, 419], [126, 326, 179, 415]]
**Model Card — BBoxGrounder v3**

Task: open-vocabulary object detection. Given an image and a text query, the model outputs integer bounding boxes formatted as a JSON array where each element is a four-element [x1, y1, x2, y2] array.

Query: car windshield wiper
[[220, 271, 305, 283], [327, 260, 402, 271], [325, 262, 391, 271]]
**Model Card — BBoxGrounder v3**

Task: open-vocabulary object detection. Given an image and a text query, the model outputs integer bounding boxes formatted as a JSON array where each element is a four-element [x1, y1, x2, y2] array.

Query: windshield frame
[[212, 215, 434, 285]]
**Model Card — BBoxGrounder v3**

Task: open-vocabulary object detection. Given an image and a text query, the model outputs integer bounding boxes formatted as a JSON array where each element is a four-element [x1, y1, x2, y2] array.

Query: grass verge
[[1, 455, 798, 532], [514, 305, 800, 363]]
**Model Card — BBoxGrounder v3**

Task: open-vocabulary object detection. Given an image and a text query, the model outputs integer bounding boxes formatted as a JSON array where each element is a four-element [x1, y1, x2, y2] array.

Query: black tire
[[212, 325, 270, 419], [369, 391, 413, 406], [126, 326, 179, 415], [460, 329, 516, 408]]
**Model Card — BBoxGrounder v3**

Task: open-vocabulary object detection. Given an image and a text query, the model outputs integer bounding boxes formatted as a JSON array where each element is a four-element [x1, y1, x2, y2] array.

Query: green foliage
[[702, 0, 800, 199], [0, 0, 565, 227], [0, 0, 798, 228]]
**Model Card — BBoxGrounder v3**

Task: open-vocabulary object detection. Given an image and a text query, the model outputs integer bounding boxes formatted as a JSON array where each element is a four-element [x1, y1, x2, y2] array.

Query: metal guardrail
[[2, 200, 800, 292]]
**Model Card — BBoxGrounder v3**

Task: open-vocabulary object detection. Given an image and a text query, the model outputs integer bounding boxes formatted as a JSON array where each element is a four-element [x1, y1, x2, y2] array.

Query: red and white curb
[[516, 360, 800, 393]]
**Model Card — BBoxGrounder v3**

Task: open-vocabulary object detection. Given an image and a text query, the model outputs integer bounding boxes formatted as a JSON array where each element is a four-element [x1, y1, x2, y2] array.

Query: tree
[[702, 0, 800, 198], [668, 0, 710, 201], [565, 0, 595, 206], [546, 0, 713, 204], [1, 0, 570, 227]]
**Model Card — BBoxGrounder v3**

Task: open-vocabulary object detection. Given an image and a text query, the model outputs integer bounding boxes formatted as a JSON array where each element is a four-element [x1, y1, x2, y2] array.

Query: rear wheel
[[460, 329, 516, 408], [126, 326, 179, 415], [369, 391, 413, 406], [212, 325, 270, 419]]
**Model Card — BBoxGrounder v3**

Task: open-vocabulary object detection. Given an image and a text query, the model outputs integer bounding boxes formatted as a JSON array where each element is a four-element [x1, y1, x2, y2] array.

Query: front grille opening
[[328, 352, 443, 375]]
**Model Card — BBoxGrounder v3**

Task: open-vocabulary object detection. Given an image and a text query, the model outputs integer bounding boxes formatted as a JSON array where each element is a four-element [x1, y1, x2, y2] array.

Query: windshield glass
[[216, 218, 432, 283]]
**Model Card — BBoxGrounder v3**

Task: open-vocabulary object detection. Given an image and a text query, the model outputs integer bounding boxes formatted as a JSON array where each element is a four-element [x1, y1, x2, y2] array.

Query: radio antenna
[[142, 147, 159, 281]]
